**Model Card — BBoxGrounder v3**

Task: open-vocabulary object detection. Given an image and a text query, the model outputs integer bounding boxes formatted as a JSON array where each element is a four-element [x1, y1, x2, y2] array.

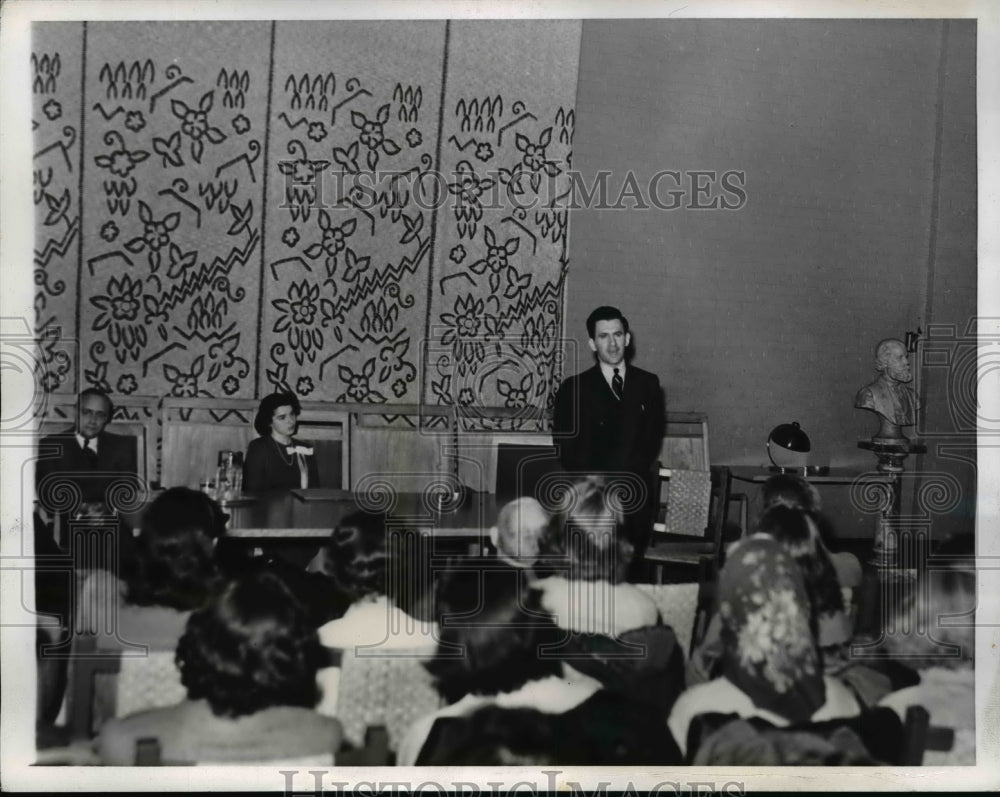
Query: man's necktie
[[82, 437, 98, 466], [612, 367, 624, 400]]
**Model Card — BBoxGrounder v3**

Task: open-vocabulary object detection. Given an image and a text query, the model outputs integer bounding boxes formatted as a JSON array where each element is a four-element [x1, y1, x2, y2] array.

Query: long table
[[220, 488, 499, 540]]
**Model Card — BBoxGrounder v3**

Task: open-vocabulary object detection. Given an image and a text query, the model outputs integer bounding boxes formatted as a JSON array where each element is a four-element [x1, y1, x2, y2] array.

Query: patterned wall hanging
[[425, 21, 581, 431], [32, 20, 581, 426], [33, 23, 85, 396], [262, 21, 445, 406], [78, 22, 271, 405]]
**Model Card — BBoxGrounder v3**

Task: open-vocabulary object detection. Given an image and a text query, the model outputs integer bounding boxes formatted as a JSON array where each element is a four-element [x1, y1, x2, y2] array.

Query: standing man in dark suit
[[553, 306, 666, 570]]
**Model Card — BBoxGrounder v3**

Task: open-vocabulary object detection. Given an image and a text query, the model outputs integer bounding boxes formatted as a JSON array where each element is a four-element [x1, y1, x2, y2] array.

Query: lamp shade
[[767, 422, 811, 470]]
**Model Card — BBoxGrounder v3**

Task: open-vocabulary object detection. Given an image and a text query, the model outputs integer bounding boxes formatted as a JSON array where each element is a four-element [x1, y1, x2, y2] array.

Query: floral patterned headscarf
[[717, 536, 826, 723]]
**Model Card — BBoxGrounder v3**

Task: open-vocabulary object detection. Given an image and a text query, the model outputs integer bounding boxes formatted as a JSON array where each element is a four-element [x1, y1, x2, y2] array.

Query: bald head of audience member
[[490, 497, 549, 568]]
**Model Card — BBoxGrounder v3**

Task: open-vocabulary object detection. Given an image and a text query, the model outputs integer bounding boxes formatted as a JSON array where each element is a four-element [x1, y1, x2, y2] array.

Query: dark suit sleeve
[[243, 438, 268, 493], [553, 377, 581, 471], [642, 373, 666, 469]]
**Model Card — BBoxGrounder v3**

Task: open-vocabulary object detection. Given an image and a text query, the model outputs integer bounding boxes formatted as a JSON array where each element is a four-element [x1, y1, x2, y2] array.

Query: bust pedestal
[[857, 438, 926, 567]]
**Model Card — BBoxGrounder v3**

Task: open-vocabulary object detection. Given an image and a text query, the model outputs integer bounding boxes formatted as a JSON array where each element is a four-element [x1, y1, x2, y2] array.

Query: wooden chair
[[333, 646, 442, 754], [493, 440, 563, 504], [660, 412, 710, 470], [899, 705, 956, 765], [346, 403, 454, 493], [634, 557, 715, 656], [450, 406, 551, 493], [39, 395, 159, 486], [65, 633, 185, 742], [644, 465, 732, 582]]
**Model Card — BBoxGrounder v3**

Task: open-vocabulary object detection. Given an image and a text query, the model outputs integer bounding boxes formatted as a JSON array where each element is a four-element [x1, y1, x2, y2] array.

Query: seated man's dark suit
[[553, 364, 665, 555], [36, 427, 138, 513], [35, 427, 139, 579]]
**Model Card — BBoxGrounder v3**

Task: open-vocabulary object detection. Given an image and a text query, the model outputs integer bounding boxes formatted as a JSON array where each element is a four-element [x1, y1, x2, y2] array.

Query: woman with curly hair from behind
[[97, 570, 342, 765], [76, 486, 227, 645]]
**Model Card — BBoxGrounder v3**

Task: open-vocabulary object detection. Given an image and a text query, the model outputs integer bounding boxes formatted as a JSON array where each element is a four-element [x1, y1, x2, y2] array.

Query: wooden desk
[[221, 490, 498, 540], [728, 466, 896, 564], [729, 465, 894, 487]]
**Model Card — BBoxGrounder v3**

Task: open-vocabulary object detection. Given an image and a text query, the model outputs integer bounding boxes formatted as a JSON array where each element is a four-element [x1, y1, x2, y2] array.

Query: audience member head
[[253, 391, 302, 437], [76, 388, 114, 440], [321, 510, 390, 603], [717, 535, 826, 724], [176, 570, 322, 718], [539, 476, 633, 582], [756, 504, 844, 620], [761, 473, 822, 513], [490, 497, 549, 567], [125, 487, 226, 611], [882, 532, 975, 669], [425, 568, 562, 705]]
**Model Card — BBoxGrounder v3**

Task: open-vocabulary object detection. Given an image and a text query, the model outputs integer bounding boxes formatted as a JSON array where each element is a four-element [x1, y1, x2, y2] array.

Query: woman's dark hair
[[176, 570, 322, 717], [425, 568, 563, 704], [757, 504, 844, 620], [125, 487, 226, 610], [253, 391, 302, 436], [322, 510, 390, 602], [761, 474, 822, 513], [537, 477, 633, 582]]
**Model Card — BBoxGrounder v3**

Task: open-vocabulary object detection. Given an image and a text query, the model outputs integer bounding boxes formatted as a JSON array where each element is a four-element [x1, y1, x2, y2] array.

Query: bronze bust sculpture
[[855, 338, 918, 441]]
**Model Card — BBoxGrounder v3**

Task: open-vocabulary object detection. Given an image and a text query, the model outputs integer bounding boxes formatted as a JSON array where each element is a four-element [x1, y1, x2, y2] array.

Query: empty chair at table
[[243, 392, 319, 493]]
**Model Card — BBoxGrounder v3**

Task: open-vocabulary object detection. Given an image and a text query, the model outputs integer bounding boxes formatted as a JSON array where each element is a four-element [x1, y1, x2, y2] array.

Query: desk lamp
[[767, 422, 811, 472]]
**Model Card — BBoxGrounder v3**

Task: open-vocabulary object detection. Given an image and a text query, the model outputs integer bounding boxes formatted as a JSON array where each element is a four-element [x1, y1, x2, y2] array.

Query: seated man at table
[[36, 388, 139, 534], [34, 388, 139, 631]]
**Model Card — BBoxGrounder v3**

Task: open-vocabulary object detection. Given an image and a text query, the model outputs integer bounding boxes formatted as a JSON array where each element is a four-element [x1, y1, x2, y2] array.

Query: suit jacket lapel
[[587, 364, 620, 402]]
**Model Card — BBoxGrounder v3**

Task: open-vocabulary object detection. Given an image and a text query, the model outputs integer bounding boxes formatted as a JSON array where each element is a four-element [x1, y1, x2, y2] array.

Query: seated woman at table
[[668, 535, 860, 758], [243, 391, 318, 493], [97, 569, 342, 765]]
